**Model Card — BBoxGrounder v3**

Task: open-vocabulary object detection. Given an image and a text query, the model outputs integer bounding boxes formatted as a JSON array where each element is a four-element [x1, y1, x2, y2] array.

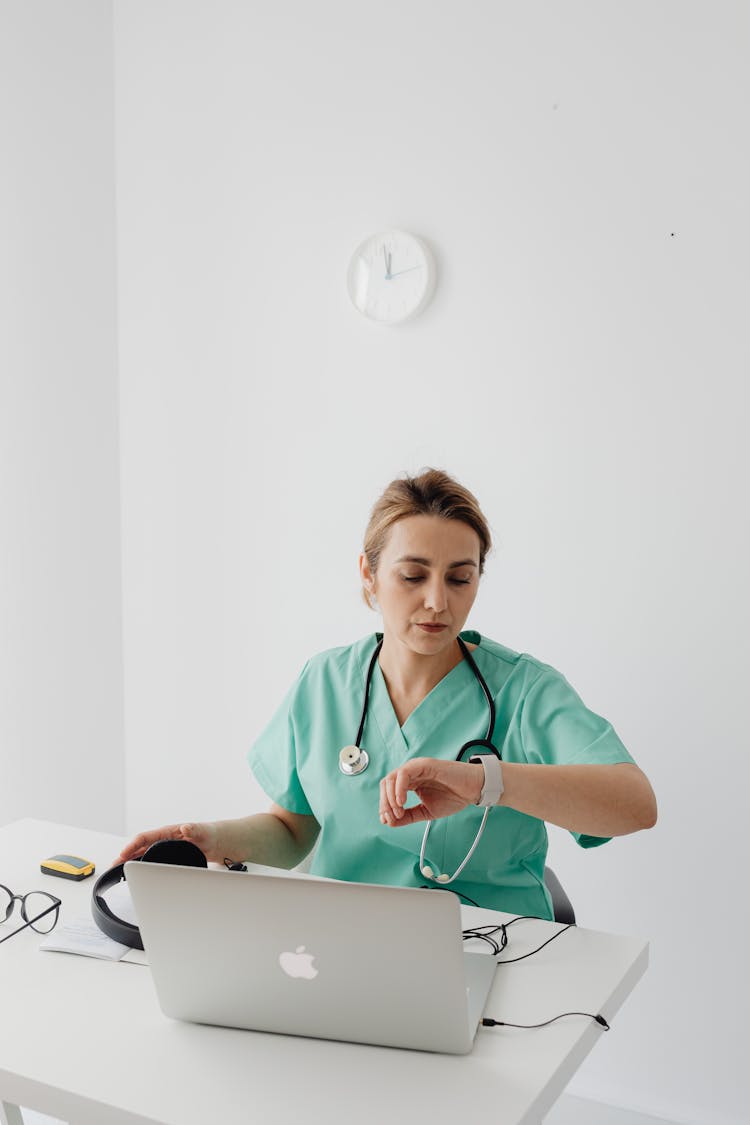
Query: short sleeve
[[247, 666, 314, 817], [519, 666, 636, 849]]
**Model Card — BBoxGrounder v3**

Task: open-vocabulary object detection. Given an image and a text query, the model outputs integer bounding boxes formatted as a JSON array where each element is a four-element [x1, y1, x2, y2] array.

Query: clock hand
[[383, 247, 392, 280], [388, 265, 423, 278]]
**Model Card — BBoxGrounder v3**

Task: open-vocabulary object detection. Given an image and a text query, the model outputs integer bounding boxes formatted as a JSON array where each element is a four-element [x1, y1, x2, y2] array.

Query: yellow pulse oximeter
[[40, 854, 96, 881]]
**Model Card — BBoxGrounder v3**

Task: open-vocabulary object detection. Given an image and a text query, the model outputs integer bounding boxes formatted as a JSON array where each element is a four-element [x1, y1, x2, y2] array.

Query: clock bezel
[[347, 229, 436, 325]]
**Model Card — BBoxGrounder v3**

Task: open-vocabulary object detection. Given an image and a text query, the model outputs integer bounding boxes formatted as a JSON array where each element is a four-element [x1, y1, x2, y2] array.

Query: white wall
[[0, 1, 124, 833], [0, 0, 730, 1120], [114, 4, 750, 1120]]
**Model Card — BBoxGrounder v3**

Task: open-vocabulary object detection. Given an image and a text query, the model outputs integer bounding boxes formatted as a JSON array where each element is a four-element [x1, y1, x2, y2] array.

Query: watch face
[[347, 230, 435, 324]]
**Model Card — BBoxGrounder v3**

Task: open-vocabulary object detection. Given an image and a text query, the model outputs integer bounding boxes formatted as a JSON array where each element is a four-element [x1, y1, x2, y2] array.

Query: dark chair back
[[544, 866, 576, 925]]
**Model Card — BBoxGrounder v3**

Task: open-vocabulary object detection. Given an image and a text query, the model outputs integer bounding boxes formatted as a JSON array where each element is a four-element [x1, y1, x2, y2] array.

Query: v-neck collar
[[359, 632, 482, 761]]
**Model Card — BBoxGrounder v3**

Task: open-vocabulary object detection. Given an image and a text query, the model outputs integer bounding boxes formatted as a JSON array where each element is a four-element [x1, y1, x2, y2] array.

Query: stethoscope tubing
[[346, 633, 501, 885], [455, 637, 497, 748], [419, 805, 493, 884], [355, 637, 384, 750]]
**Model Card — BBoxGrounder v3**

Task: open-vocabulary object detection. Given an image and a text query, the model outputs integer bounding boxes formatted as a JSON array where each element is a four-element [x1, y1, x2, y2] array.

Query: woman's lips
[[416, 623, 448, 633]]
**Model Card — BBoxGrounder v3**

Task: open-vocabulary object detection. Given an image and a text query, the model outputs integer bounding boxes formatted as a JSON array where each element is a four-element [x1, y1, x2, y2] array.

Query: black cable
[[482, 1013, 609, 1031], [495, 922, 573, 963], [463, 914, 573, 962], [462, 916, 609, 1034], [461, 922, 508, 955], [421, 884, 482, 908]]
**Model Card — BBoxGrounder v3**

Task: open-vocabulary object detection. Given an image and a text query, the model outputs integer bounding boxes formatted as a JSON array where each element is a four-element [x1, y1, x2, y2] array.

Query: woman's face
[[361, 515, 481, 657]]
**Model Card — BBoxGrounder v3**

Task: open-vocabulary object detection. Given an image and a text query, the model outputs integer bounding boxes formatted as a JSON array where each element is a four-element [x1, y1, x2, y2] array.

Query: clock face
[[347, 230, 436, 324]]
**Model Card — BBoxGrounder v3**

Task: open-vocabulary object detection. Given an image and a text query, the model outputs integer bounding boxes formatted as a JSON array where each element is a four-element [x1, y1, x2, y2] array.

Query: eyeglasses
[[0, 883, 61, 944]]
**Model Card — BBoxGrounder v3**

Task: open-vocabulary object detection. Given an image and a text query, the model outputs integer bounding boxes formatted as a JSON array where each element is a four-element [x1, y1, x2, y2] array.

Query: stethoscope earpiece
[[420, 865, 451, 884]]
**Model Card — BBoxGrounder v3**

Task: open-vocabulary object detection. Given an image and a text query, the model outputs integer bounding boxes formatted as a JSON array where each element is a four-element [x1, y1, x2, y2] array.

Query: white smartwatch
[[469, 754, 504, 807]]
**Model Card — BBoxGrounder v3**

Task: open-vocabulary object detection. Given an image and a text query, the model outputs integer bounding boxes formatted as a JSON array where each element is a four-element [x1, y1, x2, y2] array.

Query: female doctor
[[117, 469, 657, 917]]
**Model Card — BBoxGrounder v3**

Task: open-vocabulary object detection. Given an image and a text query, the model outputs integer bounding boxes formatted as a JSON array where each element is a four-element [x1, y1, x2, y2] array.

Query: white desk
[[0, 819, 648, 1125]]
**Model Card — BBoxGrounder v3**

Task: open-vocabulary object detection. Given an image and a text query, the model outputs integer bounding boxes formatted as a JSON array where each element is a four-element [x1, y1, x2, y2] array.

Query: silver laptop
[[124, 861, 497, 1054]]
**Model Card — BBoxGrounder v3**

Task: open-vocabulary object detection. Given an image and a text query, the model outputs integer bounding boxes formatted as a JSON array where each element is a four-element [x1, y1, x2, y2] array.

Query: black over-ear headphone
[[91, 839, 208, 950]]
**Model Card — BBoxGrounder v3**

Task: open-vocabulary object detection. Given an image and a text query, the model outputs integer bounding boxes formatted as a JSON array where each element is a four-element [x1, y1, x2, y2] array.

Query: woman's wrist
[[463, 761, 485, 805]]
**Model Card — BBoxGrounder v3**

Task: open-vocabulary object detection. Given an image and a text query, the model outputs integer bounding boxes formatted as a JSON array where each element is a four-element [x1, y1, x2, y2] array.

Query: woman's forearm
[[215, 810, 320, 868], [116, 808, 319, 867], [497, 761, 657, 837]]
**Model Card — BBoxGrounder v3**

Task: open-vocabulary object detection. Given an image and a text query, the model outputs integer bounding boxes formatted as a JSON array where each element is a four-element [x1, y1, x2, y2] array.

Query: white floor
[[18, 1094, 679, 1125]]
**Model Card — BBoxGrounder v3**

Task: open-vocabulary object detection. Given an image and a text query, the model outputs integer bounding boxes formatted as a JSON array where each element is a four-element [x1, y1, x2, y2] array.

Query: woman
[[118, 469, 656, 917]]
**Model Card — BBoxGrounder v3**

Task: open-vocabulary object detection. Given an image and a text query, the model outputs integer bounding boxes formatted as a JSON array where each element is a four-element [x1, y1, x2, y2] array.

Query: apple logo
[[279, 945, 318, 980]]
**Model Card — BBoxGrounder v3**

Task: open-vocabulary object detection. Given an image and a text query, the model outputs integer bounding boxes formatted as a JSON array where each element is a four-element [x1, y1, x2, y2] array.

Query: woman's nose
[[424, 582, 448, 612]]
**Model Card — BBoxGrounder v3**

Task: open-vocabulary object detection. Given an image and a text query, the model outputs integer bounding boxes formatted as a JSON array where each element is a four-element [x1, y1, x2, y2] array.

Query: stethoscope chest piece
[[339, 745, 369, 776]]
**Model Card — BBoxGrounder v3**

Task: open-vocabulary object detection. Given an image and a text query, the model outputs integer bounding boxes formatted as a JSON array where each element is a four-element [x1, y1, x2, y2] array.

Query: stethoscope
[[338, 634, 501, 885]]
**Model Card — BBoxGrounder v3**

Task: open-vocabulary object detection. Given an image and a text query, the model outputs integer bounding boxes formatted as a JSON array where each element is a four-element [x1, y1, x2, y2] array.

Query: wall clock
[[347, 230, 436, 325]]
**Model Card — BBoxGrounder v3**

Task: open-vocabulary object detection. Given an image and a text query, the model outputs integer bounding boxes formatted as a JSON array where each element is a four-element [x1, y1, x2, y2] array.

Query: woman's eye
[[400, 574, 472, 585]]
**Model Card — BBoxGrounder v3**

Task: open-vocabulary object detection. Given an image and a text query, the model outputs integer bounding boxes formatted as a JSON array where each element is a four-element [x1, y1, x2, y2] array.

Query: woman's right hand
[[114, 821, 222, 865]]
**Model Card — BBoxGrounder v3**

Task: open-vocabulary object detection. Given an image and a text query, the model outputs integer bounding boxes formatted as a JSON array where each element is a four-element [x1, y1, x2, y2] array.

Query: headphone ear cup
[[140, 839, 207, 868]]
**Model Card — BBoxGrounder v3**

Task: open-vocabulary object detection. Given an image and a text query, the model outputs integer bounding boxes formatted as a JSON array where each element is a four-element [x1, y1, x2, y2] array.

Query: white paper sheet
[[39, 914, 130, 960], [39, 880, 146, 962]]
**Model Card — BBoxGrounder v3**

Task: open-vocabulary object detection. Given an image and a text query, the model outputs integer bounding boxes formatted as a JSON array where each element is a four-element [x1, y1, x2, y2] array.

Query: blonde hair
[[362, 469, 492, 608]]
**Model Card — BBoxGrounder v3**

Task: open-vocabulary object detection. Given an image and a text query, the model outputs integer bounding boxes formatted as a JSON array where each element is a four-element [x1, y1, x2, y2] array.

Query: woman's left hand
[[379, 758, 483, 826]]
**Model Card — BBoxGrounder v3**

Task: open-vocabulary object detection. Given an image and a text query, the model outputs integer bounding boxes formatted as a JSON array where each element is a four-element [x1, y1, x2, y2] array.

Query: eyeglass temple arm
[[0, 898, 60, 945]]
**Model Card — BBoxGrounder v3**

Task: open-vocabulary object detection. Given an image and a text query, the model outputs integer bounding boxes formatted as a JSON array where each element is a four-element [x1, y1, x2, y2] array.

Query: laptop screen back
[[124, 863, 495, 1054]]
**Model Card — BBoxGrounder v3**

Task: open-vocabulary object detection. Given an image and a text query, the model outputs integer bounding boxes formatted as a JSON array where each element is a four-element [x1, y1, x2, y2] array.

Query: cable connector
[[223, 859, 248, 872]]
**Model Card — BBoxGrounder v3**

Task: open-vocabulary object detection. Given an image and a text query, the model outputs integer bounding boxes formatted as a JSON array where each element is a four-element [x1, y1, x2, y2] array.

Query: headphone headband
[[91, 839, 207, 950]]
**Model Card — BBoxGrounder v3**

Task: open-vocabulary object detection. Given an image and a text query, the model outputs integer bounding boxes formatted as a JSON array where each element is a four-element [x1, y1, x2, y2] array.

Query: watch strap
[[469, 754, 504, 807]]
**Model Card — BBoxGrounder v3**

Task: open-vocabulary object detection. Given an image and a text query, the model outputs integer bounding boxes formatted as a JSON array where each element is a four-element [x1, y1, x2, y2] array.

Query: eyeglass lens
[[23, 890, 60, 933], [0, 885, 60, 934], [0, 885, 13, 922]]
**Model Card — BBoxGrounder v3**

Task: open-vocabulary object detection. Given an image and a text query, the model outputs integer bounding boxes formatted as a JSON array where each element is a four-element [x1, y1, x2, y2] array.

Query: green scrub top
[[248, 632, 635, 919]]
